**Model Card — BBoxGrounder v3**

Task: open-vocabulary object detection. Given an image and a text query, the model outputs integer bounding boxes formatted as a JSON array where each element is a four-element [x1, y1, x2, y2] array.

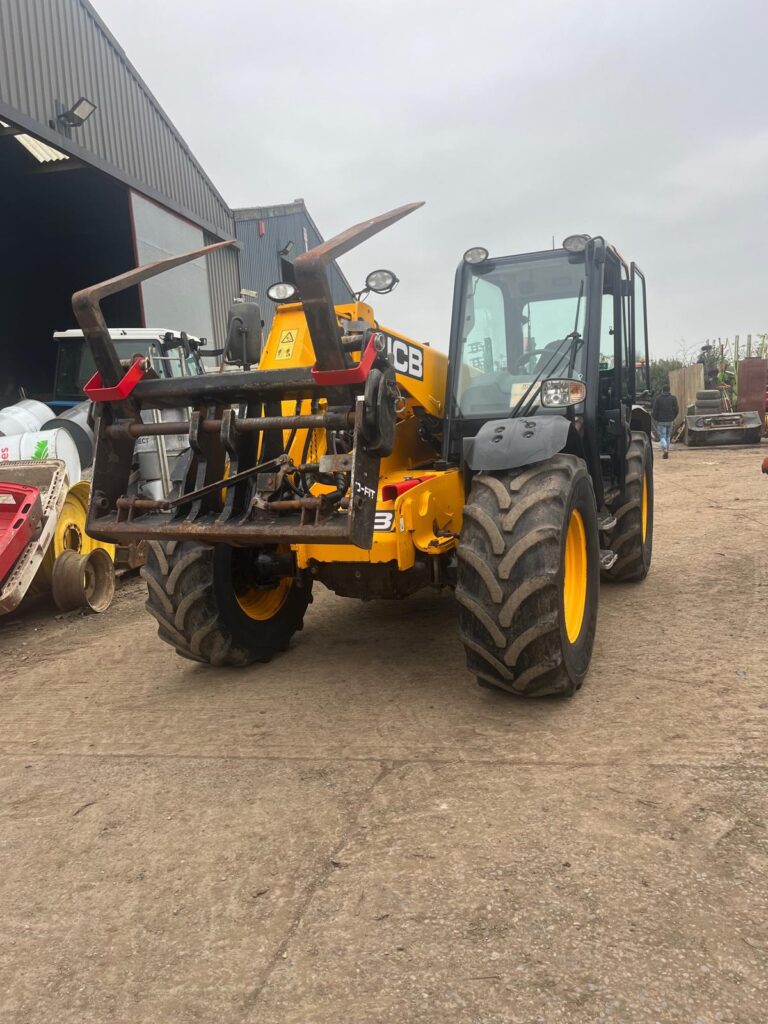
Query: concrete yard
[[1, 443, 766, 1024]]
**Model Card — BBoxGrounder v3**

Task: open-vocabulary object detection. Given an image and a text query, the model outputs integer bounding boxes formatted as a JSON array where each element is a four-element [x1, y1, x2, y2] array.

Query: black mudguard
[[630, 405, 653, 438], [463, 415, 571, 472]]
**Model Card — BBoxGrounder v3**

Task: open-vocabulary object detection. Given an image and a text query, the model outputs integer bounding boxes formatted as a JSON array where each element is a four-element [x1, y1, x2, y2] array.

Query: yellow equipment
[[32, 481, 115, 591], [76, 206, 654, 695]]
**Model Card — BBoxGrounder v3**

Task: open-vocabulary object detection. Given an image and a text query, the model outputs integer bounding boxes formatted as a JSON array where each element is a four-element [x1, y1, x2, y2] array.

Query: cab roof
[[53, 328, 202, 343]]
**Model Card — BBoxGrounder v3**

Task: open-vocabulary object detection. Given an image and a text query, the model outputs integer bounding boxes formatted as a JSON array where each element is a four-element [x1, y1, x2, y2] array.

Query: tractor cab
[[445, 236, 651, 510], [52, 327, 206, 407]]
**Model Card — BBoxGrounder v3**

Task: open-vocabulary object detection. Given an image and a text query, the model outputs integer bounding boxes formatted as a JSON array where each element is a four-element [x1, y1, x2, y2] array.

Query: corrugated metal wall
[[0, 0, 233, 239], [204, 232, 241, 347], [235, 206, 354, 334]]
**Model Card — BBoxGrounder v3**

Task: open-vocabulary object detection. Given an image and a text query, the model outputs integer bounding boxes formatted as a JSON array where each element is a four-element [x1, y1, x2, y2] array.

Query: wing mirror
[[224, 301, 263, 366]]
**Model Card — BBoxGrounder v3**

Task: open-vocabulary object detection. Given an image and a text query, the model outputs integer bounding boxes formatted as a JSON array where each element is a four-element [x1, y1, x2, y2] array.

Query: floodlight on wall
[[58, 96, 97, 128]]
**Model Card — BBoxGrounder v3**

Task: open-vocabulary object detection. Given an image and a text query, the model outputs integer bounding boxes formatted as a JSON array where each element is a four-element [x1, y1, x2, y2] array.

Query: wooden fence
[[668, 364, 704, 429]]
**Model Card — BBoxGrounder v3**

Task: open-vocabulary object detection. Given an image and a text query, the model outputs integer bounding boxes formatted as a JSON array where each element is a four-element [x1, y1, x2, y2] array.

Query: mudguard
[[463, 415, 570, 472], [630, 405, 653, 438]]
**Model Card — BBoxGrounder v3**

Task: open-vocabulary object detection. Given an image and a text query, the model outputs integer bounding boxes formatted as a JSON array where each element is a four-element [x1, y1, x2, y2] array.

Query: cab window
[[456, 253, 586, 417]]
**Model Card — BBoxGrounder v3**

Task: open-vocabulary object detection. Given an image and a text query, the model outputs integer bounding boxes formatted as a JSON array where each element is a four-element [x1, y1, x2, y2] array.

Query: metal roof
[[0, 0, 233, 238], [234, 202, 355, 335]]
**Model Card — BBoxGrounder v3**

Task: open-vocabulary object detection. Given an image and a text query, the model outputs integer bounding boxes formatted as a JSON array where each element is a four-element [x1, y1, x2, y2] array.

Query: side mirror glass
[[225, 301, 263, 366]]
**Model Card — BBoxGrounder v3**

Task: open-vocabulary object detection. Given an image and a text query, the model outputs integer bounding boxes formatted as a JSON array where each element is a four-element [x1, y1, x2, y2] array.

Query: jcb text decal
[[380, 333, 424, 381]]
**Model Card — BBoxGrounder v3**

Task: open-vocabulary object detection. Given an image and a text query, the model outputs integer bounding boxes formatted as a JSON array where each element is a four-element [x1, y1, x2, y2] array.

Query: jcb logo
[[380, 333, 424, 381]]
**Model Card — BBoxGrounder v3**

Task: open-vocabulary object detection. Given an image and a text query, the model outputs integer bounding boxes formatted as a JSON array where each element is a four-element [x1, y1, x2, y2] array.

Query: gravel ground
[[1, 442, 766, 1023]]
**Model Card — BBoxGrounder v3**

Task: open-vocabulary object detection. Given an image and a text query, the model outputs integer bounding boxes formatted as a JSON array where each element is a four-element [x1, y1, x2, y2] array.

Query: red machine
[[0, 483, 43, 585]]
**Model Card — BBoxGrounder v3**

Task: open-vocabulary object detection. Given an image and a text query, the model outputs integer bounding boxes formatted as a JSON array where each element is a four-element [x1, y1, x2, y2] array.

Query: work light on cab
[[561, 234, 591, 253], [365, 269, 399, 294], [266, 282, 298, 303], [463, 246, 489, 264], [540, 378, 587, 407]]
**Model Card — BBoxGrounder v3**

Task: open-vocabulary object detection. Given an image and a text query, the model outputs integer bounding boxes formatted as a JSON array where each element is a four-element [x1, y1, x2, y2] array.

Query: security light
[[58, 97, 97, 128]]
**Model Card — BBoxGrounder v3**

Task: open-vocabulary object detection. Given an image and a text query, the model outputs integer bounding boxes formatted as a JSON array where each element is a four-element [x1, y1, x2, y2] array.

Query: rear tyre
[[457, 455, 599, 697], [603, 431, 654, 581], [695, 401, 721, 413], [142, 541, 312, 666], [696, 390, 721, 401]]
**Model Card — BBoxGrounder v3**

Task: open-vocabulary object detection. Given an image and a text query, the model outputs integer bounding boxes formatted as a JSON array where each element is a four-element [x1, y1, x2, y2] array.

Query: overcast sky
[[96, 0, 767, 359]]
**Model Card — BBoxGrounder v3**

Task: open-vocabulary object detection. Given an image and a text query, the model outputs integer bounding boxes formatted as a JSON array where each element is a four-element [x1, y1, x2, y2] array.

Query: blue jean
[[657, 422, 672, 451]]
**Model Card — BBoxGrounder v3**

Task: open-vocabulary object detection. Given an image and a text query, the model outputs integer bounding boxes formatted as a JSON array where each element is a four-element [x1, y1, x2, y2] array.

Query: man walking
[[652, 384, 679, 460]]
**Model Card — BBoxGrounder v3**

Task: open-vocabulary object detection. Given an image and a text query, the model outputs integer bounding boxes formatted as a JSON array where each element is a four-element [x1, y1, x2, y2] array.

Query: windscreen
[[455, 252, 587, 417]]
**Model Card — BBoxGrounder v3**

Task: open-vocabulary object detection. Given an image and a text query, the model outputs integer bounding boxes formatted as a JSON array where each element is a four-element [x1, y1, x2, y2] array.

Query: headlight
[[463, 246, 489, 264], [365, 268, 399, 294], [561, 234, 591, 253], [266, 282, 298, 303], [541, 378, 587, 407]]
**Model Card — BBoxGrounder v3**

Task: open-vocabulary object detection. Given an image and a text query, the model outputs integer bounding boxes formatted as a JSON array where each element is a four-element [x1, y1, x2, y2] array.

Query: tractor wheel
[[142, 541, 312, 666], [602, 432, 654, 582], [696, 390, 721, 401], [457, 455, 599, 697]]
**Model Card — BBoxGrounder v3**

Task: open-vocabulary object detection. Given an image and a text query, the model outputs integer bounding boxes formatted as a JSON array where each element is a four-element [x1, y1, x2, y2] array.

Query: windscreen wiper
[[512, 280, 585, 419]]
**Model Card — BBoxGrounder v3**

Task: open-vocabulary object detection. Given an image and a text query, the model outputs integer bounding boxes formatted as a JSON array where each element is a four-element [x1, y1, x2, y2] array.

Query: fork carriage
[[75, 205, 422, 552]]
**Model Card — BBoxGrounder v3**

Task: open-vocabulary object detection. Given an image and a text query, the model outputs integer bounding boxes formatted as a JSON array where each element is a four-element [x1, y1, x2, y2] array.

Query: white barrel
[[0, 429, 81, 486], [42, 401, 95, 469], [0, 399, 54, 436]]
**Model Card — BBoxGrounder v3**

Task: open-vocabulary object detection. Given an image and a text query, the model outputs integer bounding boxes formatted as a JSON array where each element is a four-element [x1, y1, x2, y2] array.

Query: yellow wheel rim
[[641, 472, 648, 542], [33, 481, 115, 589], [233, 545, 292, 621], [563, 508, 588, 644], [236, 577, 291, 620]]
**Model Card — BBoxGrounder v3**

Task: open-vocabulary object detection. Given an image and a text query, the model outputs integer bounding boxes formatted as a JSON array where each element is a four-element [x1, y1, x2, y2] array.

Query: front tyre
[[457, 455, 600, 697], [142, 541, 312, 666]]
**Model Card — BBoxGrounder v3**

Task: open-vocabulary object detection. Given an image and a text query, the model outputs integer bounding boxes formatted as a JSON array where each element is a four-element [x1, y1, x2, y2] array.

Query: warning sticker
[[275, 329, 298, 361]]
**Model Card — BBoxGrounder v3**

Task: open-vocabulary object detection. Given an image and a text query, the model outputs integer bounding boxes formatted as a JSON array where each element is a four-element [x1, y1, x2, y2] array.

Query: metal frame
[[75, 205, 423, 551]]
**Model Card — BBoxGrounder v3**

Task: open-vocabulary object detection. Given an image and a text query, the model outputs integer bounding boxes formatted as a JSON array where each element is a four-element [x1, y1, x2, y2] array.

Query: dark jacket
[[652, 392, 679, 422]]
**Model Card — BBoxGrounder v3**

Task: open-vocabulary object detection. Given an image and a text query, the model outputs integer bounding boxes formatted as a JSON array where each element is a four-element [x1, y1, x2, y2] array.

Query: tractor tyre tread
[[142, 541, 311, 667], [457, 455, 598, 698]]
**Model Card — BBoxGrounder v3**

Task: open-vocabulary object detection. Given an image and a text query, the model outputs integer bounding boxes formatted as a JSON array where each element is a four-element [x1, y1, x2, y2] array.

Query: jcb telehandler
[[75, 204, 653, 696]]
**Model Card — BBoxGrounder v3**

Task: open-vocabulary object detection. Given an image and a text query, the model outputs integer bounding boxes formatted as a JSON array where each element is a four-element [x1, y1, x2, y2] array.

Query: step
[[597, 511, 617, 533], [600, 549, 618, 570]]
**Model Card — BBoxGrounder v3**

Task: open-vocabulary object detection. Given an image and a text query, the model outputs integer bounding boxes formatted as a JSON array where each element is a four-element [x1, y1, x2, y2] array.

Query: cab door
[[630, 264, 650, 398]]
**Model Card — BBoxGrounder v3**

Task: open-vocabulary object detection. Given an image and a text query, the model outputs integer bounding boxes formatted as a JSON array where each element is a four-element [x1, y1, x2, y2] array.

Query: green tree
[[649, 358, 684, 394]]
